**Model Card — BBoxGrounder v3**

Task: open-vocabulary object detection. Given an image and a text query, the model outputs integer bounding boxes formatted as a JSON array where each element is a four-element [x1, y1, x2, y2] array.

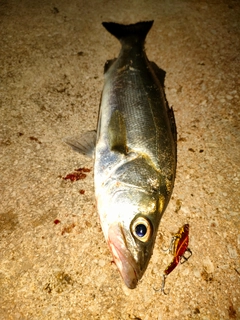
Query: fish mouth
[[108, 223, 139, 289]]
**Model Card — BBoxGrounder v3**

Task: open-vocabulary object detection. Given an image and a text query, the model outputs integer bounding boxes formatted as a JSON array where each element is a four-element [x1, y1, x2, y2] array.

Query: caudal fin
[[102, 21, 154, 44]]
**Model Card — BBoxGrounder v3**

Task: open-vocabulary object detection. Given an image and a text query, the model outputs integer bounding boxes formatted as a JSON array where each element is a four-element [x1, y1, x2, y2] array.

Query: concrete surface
[[0, 0, 239, 319]]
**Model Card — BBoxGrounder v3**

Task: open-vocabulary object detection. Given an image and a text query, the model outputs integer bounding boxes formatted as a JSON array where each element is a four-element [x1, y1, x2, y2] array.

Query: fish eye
[[135, 224, 147, 237], [131, 217, 152, 242]]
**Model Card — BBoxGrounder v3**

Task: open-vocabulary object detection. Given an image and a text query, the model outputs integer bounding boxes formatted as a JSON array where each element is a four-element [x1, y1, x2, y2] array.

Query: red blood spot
[[64, 172, 86, 181], [63, 167, 91, 182], [54, 219, 61, 225], [75, 167, 91, 173], [79, 189, 85, 194]]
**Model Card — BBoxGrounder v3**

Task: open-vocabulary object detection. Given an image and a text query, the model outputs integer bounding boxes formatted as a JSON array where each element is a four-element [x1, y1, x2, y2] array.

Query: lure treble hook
[[154, 224, 192, 294]]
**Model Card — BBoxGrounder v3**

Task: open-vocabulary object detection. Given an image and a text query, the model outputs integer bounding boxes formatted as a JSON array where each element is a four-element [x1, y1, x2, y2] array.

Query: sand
[[0, 0, 239, 319]]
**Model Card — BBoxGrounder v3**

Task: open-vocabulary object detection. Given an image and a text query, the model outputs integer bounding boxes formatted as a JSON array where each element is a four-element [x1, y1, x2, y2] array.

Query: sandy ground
[[0, 0, 239, 319]]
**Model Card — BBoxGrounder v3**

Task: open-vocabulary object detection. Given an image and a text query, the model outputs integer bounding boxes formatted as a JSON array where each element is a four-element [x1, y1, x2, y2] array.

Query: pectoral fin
[[108, 110, 128, 154], [64, 130, 97, 158]]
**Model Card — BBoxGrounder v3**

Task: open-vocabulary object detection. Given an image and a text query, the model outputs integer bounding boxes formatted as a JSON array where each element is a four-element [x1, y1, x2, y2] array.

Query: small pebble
[[227, 245, 237, 259]]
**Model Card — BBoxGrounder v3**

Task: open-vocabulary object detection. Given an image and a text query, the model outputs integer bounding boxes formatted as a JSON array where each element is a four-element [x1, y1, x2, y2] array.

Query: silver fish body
[[94, 21, 177, 288]]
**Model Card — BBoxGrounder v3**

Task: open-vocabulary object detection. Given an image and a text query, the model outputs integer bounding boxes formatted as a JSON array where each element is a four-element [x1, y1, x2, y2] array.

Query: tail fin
[[102, 21, 154, 44]]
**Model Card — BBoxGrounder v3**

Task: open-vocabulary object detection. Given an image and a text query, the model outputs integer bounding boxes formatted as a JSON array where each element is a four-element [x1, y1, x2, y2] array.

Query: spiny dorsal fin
[[168, 106, 177, 147], [150, 61, 177, 146]]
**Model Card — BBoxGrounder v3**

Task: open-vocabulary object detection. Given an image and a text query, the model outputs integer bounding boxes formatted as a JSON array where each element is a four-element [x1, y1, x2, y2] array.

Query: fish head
[[99, 188, 165, 289]]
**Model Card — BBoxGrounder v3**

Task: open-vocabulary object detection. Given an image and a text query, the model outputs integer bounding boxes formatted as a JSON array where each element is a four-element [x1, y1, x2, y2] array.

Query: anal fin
[[104, 58, 117, 73]]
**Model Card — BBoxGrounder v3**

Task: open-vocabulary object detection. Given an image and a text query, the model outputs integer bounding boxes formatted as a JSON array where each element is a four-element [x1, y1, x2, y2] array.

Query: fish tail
[[102, 21, 154, 44]]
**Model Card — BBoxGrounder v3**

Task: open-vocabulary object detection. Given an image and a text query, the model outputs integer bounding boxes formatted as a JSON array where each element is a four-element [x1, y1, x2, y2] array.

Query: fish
[[65, 20, 177, 289]]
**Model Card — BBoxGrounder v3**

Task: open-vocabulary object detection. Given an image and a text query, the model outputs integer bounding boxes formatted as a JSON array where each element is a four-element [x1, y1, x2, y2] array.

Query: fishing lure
[[155, 224, 192, 294]]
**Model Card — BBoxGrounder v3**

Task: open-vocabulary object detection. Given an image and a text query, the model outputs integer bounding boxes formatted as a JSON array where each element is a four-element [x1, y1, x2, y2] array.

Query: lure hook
[[153, 224, 192, 294], [153, 274, 169, 294]]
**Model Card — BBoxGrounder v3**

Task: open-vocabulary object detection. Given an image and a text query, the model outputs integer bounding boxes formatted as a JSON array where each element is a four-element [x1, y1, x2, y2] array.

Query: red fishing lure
[[155, 224, 192, 294]]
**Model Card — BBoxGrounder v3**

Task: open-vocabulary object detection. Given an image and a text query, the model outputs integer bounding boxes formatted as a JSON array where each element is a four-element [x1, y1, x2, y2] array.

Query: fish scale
[[111, 69, 170, 172]]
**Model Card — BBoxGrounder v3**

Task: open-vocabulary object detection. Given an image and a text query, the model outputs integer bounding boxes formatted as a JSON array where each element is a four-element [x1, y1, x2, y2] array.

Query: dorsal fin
[[150, 61, 166, 88], [150, 61, 177, 147]]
